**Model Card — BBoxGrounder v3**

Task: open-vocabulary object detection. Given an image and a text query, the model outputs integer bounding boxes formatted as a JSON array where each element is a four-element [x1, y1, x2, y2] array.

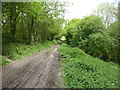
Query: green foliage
[[2, 1, 66, 66], [77, 15, 105, 40], [79, 33, 118, 62], [64, 18, 81, 45], [1, 56, 11, 66], [2, 41, 54, 61], [65, 15, 105, 46], [60, 45, 118, 88], [64, 15, 118, 63], [107, 22, 119, 40], [2, 1, 66, 44]]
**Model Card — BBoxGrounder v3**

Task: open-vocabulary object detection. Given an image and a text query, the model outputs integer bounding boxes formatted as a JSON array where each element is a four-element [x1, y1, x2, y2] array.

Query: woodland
[[1, 0, 119, 88]]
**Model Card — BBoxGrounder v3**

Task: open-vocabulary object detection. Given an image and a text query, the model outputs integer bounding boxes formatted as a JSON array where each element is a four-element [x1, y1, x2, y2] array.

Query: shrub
[[77, 15, 105, 40], [79, 33, 118, 63]]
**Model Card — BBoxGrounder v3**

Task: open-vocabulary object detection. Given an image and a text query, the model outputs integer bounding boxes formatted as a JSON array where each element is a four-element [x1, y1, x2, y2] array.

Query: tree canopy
[[93, 2, 118, 27], [2, 1, 66, 44]]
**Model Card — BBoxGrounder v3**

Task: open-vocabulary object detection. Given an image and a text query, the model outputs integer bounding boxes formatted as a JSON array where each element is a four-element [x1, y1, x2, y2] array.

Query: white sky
[[60, 0, 117, 20]]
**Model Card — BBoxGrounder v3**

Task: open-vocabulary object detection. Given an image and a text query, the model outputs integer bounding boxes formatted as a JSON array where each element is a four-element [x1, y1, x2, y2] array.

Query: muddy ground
[[2, 45, 65, 89]]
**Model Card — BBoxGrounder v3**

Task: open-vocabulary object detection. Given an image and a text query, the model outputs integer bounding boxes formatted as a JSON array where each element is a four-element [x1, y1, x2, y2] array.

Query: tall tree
[[2, 1, 66, 44], [93, 2, 118, 27]]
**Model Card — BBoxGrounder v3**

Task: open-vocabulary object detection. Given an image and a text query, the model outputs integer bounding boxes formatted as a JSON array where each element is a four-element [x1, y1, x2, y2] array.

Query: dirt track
[[2, 45, 65, 89]]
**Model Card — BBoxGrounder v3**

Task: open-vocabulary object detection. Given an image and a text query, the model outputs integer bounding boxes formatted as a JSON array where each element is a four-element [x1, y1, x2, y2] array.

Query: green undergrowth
[[60, 44, 118, 88], [1, 56, 11, 66], [2, 41, 54, 66]]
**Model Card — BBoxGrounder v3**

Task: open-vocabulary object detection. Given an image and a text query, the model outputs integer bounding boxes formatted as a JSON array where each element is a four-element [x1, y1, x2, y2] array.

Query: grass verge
[[60, 44, 118, 88], [2, 41, 54, 66]]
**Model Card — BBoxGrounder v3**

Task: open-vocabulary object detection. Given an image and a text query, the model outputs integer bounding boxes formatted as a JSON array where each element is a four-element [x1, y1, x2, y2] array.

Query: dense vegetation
[[2, 0, 66, 65], [64, 15, 119, 64], [2, 41, 54, 66], [60, 44, 118, 88], [1, 0, 119, 88], [60, 1, 119, 88], [2, 1, 66, 44]]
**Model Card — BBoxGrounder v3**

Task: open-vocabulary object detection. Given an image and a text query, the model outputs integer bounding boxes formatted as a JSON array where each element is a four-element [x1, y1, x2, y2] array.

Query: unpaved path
[[2, 45, 64, 89]]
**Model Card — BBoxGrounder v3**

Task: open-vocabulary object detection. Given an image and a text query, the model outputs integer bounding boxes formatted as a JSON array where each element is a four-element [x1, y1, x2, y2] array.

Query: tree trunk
[[21, 13, 25, 39], [28, 16, 34, 44], [10, 13, 17, 42], [9, 3, 18, 42]]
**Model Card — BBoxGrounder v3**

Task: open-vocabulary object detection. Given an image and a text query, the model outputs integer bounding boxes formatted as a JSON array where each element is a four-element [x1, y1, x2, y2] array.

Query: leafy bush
[[79, 33, 118, 62], [60, 45, 118, 88], [77, 15, 105, 40], [68, 15, 105, 46], [64, 18, 81, 45], [52, 40, 58, 44], [64, 16, 118, 63], [107, 22, 119, 40]]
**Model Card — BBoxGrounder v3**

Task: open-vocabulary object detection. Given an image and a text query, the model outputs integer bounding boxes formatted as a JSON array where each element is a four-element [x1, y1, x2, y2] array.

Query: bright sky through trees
[[60, 0, 118, 20]]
